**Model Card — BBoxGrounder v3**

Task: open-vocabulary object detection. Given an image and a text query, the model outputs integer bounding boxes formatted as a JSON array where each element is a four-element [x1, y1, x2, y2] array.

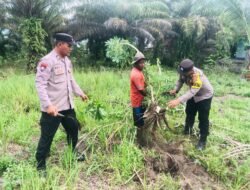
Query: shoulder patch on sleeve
[[39, 62, 48, 71], [40, 63, 48, 68]]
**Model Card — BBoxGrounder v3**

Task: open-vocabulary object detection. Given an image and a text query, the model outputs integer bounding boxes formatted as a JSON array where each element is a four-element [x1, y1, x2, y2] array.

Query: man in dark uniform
[[35, 33, 88, 173], [168, 59, 213, 150]]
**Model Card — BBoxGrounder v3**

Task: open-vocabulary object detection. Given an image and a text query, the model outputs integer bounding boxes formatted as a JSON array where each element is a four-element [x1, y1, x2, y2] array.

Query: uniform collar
[[52, 49, 66, 62], [181, 67, 201, 76]]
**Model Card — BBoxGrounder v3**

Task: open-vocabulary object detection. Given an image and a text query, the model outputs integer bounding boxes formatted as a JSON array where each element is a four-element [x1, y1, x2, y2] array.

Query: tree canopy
[[0, 0, 250, 68]]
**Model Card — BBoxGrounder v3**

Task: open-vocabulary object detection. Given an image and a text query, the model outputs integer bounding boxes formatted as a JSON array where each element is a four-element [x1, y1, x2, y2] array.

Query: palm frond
[[74, 1, 114, 23], [135, 19, 172, 39], [140, 26, 165, 40], [6, 0, 49, 18], [218, 0, 249, 41], [191, 0, 222, 17], [67, 0, 170, 45], [130, 27, 155, 42], [191, 0, 250, 41], [140, 1, 170, 17], [113, 1, 169, 21], [66, 21, 107, 41], [137, 19, 172, 33], [5, 0, 67, 33], [0, 1, 7, 27], [104, 18, 129, 32], [179, 16, 209, 39], [170, 0, 194, 18]]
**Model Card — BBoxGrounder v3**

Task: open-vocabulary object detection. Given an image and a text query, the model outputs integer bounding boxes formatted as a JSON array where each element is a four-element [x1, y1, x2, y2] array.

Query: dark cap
[[54, 33, 75, 45], [179, 59, 194, 73], [132, 51, 145, 64]]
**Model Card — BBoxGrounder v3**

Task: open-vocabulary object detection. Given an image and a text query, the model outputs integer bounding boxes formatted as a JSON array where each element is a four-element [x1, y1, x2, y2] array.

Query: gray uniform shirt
[[175, 67, 213, 103], [35, 50, 84, 112]]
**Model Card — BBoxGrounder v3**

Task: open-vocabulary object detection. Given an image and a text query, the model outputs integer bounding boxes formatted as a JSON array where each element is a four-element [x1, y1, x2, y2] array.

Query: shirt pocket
[[53, 65, 65, 83], [54, 74, 65, 83]]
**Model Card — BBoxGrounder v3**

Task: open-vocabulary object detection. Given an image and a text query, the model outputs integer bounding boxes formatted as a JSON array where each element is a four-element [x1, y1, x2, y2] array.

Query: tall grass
[[0, 66, 249, 189]]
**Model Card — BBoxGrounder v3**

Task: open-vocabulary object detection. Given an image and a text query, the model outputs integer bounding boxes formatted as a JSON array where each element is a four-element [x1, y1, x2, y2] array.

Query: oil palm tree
[[163, 0, 250, 64], [65, 0, 172, 57], [0, 1, 6, 28], [4, 0, 67, 47]]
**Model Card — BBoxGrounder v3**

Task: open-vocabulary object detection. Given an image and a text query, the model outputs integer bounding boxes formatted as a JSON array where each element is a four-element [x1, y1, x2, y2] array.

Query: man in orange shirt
[[130, 51, 147, 143]]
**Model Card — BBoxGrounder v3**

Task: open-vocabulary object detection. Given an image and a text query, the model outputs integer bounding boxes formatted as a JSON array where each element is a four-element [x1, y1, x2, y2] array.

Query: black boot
[[76, 152, 86, 162], [196, 136, 207, 150]]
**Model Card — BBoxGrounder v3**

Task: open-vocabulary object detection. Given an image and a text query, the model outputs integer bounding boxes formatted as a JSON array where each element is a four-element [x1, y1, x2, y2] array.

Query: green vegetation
[[19, 18, 47, 71], [0, 65, 249, 189], [1, 0, 250, 189], [1, 0, 250, 69]]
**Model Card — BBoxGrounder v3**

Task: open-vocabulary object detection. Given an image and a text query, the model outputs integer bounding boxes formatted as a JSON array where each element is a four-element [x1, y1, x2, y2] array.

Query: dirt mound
[[1, 143, 30, 160], [135, 103, 224, 189], [140, 140, 223, 189]]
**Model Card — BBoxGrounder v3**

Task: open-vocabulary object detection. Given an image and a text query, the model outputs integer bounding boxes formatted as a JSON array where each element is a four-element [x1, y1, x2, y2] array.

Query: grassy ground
[[0, 65, 249, 190]]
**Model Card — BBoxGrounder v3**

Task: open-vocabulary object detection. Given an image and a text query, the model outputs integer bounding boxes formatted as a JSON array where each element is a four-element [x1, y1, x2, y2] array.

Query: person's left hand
[[81, 94, 88, 101], [167, 99, 181, 108]]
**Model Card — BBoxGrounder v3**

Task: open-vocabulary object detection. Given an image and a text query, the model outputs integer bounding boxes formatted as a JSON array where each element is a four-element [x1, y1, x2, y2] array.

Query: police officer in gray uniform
[[35, 33, 88, 172], [168, 59, 213, 150]]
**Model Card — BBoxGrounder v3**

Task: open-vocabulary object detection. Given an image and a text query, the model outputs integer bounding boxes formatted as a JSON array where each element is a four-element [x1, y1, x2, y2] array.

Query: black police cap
[[179, 59, 194, 73], [54, 33, 75, 45]]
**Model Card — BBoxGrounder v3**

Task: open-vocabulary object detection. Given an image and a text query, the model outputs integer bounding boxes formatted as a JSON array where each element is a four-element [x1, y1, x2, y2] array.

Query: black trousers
[[36, 109, 79, 170], [185, 97, 212, 139]]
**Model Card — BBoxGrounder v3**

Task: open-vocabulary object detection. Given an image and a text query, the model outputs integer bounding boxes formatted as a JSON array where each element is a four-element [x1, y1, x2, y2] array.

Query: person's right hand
[[80, 94, 89, 102], [46, 105, 58, 116], [169, 89, 177, 96]]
